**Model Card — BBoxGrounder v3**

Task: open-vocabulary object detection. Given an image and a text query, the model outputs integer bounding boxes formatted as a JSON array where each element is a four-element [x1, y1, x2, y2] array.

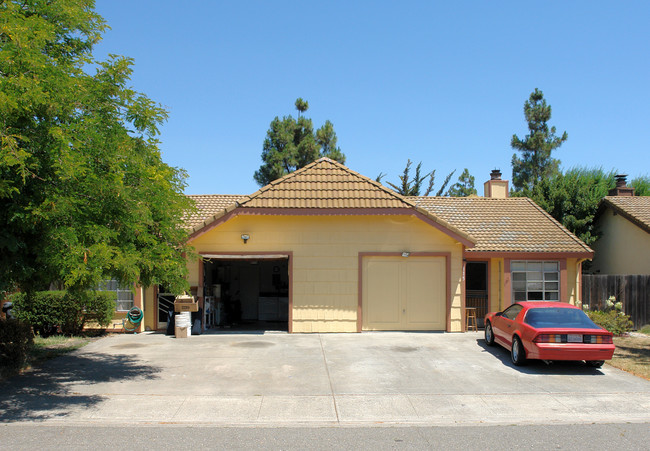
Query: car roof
[[515, 301, 580, 310]]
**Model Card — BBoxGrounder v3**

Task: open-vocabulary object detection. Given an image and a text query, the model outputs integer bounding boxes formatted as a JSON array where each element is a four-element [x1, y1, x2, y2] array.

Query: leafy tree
[[254, 99, 345, 186], [0, 0, 193, 294], [511, 88, 568, 191], [447, 168, 477, 197], [518, 167, 616, 246], [377, 160, 455, 197], [630, 175, 650, 196]]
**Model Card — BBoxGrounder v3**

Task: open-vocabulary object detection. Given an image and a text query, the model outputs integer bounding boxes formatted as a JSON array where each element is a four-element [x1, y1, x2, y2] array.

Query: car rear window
[[524, 308, 599, 329]]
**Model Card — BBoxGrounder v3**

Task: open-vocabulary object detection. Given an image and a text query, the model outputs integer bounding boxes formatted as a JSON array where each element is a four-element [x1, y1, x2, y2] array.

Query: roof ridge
[[524, 197, 593, 253]]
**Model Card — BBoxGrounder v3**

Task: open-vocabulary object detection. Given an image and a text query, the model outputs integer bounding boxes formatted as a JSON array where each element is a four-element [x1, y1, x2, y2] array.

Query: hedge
[[10, 290, 116, 336]]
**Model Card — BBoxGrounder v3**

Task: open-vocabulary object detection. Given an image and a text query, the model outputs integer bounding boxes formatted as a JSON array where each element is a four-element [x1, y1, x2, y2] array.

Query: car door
[[492, 304, 523, 347]]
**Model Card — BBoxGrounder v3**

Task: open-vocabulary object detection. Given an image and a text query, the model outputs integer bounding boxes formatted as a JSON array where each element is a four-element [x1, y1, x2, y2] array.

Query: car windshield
[[524, 307, 599, 329]]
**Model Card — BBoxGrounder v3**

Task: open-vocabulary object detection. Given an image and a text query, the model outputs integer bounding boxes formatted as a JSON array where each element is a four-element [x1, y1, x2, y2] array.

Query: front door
[[466, 262, 488, 327]]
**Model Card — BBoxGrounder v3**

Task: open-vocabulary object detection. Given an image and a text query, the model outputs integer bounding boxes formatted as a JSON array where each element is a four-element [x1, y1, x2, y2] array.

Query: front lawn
[[608, 332, 650, 380]]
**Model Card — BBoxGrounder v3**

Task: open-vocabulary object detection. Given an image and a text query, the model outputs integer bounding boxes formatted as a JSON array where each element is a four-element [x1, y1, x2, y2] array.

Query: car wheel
[[511, 336, 527, 366], [586, 360, 605, 368], [484, 321, 495, 346]]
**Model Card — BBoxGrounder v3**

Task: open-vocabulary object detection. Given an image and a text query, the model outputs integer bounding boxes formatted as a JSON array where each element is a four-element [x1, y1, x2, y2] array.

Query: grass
[[1, 335, 95, 380], [608, 328, 650, 380]]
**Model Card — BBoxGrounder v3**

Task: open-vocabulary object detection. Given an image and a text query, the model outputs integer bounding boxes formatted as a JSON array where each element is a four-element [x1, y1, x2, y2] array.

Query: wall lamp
[[241, 234, 250, 244]]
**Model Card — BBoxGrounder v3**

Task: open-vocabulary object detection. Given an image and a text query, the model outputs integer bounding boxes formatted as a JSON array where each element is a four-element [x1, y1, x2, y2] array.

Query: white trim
[[202, 254, 289, 260]]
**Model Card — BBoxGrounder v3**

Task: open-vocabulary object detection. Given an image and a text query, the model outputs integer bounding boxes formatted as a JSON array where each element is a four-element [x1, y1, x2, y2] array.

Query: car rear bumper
[[527, 343, 615, 361]]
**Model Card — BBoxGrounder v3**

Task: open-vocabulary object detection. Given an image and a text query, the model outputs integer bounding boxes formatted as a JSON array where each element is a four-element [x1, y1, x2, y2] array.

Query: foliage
[[0, 0, 193, 294], [640, 324, 650, 335], [11, 290, 116, 336], [447, 168, 477, 197], [511, 88, 568, 192], [630, 175, 650, 196], [0, 318, 34, 372], [584, 296, 633, 335], [514, 167, 616, 246], [377, 159, 455, 197], [254, 99, 345, 186]]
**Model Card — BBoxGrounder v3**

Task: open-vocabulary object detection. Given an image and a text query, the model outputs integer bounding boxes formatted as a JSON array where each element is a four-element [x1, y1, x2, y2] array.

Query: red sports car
[[484, 301, 615, 367]]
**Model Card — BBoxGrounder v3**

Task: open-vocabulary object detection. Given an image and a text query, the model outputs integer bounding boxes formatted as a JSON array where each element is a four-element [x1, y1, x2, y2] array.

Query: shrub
[[0, 318, 34, 371], [584, 296, 633, 335], [11, 290, 116, 336]]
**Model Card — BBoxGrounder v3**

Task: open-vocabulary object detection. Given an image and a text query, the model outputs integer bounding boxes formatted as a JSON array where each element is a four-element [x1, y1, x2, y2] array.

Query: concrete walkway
[[1, 331, 649, 426]]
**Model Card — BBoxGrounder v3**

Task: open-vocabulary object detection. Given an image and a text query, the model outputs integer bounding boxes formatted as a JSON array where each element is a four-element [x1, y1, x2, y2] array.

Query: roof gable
[[186, 158, 474, 245], [598, 196, 650, 234], [238, 158, 417, 209]]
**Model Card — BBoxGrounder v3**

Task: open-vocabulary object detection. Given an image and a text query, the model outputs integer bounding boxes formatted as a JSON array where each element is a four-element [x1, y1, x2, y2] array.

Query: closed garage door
[[362, 256, 446, 330]]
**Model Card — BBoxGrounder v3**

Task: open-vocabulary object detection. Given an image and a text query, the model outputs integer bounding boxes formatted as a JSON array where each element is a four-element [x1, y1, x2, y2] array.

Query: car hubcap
[[513, 340, 519, 360], [486, 325, 492, 341]]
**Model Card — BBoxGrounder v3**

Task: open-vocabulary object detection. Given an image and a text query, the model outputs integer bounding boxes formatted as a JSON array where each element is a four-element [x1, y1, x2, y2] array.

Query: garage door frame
[[357, 252, 451, 332], [198, 251, 294, 332]]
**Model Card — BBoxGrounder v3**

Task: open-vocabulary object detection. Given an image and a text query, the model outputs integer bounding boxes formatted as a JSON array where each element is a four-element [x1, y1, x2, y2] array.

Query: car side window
[[502, 304, 523, 320]]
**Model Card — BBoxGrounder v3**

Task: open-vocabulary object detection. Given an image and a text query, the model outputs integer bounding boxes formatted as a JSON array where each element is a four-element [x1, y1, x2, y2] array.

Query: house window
[[511, 261, 559, 301], [99, 280, 134, 312]]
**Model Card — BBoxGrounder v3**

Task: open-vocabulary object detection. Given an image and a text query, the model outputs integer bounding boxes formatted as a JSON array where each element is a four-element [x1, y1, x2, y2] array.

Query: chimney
[[484, 169, 509, 198], [608, 174, 635, 197]]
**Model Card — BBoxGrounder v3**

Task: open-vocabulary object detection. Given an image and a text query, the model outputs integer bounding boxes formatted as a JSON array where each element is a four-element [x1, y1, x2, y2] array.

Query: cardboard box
[[175, 326, 189, 338], [174, 302, 198, 312]]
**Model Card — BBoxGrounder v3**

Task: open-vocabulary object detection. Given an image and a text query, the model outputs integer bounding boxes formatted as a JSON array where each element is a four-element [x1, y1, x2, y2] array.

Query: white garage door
[[362, 256, 446, 330]]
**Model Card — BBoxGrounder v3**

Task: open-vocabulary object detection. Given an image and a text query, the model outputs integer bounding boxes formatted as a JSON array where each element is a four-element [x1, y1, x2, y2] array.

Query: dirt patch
[[609, 334, 650, 380]]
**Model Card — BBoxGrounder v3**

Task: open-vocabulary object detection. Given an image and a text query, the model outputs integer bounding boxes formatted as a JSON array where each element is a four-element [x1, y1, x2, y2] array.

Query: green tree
[[518, 167, 616, 246], [511, 88, 568, 191], [447, 168, 477, 197], [630, 175, 650, 196], [0, 0, 193, 294], [377, 160, 455, 197], [254, 99, 345, 186]]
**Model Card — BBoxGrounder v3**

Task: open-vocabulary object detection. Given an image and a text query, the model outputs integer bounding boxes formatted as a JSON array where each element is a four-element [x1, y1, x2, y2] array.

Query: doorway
[[465, 261, 488, 328], [202, 256, 289, 331]]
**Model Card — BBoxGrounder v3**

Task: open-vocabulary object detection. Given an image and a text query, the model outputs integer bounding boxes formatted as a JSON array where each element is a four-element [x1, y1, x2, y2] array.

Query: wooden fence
[[582, 274, 650, 329]]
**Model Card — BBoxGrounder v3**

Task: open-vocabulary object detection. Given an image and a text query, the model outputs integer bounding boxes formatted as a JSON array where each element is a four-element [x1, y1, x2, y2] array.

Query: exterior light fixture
[[402, 252, 410, 258], [241, 234, 250, 244]]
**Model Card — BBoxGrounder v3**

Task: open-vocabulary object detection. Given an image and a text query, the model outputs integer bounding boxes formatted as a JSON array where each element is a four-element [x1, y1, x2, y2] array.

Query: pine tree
[[511, 89, 568, 191]]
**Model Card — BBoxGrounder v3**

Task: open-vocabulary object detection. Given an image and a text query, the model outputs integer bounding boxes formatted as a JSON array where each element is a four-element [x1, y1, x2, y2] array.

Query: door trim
[[357, 252, 451, 332]]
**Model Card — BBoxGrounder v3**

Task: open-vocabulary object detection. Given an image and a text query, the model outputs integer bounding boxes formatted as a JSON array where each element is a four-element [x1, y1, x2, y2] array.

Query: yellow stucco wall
[[484, 257, 582, 313], [591, 209, 650, 274], [189, 214, 465, 332]]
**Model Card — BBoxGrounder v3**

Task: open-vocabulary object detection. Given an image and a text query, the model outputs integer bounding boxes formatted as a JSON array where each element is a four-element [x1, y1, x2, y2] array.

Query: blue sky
[[93, 1, 649, 195]]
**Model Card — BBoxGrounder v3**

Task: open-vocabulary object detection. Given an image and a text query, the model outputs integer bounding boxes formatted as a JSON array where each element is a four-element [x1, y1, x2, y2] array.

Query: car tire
[[484, 321, 495, 346], [511, 335, 527, 366], [586, 360, 605, 368]]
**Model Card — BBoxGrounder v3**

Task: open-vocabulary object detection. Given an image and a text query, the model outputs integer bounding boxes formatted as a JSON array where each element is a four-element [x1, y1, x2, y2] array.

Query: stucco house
[[589, 176, 650, 275], [126, 158, 593, 333]]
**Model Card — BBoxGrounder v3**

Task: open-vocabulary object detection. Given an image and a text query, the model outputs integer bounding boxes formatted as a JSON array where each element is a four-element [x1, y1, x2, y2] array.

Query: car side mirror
[[495, 312, 503, 317]]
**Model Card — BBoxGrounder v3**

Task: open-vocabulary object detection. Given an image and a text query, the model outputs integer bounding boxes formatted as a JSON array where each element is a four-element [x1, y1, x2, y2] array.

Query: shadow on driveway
[[475, 338, 607, 376], [0, 352, 160, 422]]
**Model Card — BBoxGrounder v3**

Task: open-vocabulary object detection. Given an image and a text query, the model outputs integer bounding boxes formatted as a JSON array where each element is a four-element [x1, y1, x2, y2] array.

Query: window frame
[[99, 280, 135, 312], [511, 261, 560, 302]]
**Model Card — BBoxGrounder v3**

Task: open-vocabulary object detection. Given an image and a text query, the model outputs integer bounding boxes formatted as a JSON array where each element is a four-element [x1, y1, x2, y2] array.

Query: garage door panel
[[363, 256, 446, 331], [405, 259, 445, 329], [365, 260, 401, 327]]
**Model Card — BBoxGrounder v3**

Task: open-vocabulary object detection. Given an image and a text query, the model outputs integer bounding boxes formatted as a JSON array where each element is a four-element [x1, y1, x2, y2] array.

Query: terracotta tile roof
[[412, 196, 593, 254], [600, 196, 650, 233], [186, 194, 245, 230], [239, 158, 415, 209]]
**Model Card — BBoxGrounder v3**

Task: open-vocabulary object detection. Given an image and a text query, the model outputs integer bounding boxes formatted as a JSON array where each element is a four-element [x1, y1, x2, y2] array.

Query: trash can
[[174, 311, 191, 338]]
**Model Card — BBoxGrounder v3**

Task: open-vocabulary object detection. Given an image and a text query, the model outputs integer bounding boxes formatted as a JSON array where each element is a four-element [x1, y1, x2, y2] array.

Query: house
[[589, 175, 650, 275], [127, 158, 592, 333]]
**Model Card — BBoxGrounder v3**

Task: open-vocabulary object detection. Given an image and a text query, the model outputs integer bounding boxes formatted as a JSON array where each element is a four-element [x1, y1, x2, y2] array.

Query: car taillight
[[583, 335, 613, 344], [534, 334, 565, 343], [533, 334, 613, 344]]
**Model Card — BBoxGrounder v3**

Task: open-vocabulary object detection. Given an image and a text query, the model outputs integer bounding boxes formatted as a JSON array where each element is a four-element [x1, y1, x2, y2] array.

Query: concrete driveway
[[1, 331, 649, 426]]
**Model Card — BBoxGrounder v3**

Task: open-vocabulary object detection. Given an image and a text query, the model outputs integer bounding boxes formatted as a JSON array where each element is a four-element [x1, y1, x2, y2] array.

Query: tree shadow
[[475, 338, 607, 376], [0, 352, 160, 422]]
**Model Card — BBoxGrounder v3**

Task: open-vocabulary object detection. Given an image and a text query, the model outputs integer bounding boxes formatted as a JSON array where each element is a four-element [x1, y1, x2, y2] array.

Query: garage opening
[[202, 255, 289, 332]]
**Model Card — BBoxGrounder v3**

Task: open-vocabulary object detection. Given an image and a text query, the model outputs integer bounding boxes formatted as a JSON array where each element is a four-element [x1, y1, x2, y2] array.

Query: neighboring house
[[131, 158, 592, 333], [589, 177, 650, 275]]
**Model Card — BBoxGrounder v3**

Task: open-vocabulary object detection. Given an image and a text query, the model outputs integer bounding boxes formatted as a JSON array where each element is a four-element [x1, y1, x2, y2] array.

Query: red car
[[484, 301, 615, 367]]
